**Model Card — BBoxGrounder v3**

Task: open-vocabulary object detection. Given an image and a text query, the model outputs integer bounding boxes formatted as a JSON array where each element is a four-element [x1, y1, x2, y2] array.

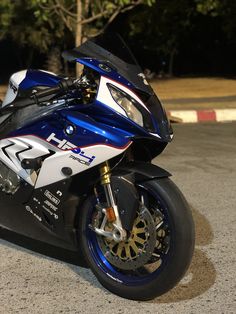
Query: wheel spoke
[[133, 235, 146, 245], [125, 244, 131, 258], [117, 243, 124, 257], [134, 227, 146, 234], [130, 241, 139, 254]]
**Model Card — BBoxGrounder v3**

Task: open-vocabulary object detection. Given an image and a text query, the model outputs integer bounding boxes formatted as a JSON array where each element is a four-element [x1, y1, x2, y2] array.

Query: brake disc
[[97, 206, 156, 270]]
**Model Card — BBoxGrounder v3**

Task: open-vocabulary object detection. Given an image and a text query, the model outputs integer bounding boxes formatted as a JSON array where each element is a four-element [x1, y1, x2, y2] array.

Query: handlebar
[[0, 76, 90, 116], [30, 78, 76, 102]]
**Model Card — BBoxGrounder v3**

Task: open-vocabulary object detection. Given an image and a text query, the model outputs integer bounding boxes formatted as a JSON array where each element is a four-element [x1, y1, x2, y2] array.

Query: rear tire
[[78, 178, 195, 300]]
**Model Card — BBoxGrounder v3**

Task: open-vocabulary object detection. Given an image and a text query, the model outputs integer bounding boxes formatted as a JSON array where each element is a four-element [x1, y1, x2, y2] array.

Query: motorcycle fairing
[[0, 133, 131, 188], [2, 69, 61, 108], [19, 69, 61, 90], [75, 57, 134, 89], [0, 177, 79, 251], [2, 70, 26, 107], [63, 34, 172, 140], [96, 76, 153, 122], [35, 137, 131, 188]]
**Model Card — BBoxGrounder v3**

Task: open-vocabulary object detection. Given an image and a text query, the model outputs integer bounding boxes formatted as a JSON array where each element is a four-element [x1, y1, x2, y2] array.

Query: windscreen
[[62, 33, 154, 95]]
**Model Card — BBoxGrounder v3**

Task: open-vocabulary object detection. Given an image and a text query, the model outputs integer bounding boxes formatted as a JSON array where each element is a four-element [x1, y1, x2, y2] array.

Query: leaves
[[0, 0, 156, 52], [195, 0, 220, 15]]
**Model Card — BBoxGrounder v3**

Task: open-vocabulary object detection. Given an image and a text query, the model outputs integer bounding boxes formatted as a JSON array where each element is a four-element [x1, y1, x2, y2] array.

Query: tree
[[196, 0, 236, 44], [0, 0, 156, 75], [121, 0, 236, 76], [124, 0, 196, 76], [32, 0, 156, 74], [0, 0, 68, 71]]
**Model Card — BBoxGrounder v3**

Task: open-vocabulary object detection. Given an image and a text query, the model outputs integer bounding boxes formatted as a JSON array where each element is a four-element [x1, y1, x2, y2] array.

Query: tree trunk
[[168, 48, 177, 77], [26, 49, 34, 68], [76, 0, 83, 77], [45, 47, 62, 74]]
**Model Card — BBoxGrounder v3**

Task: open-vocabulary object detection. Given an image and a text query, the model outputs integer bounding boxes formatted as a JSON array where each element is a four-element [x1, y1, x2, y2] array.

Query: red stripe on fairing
[[197, 110, 216, 121], [1, 134, 132, 151], [102, 75, 133, 90]]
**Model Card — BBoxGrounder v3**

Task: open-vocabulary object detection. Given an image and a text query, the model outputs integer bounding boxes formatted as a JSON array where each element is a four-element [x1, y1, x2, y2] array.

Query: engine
[[0, 161, 20, 194]]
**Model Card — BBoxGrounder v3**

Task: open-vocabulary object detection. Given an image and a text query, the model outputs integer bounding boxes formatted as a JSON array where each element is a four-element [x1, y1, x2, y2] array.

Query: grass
[[0, 85, 7, 99], [151, 77, 236, 110], [150, 77, 236, 99]]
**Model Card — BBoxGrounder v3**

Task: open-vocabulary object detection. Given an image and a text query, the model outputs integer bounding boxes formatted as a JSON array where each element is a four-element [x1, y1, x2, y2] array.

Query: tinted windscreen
[[62, 33, 154, 95], [90, 33, 138, 65]]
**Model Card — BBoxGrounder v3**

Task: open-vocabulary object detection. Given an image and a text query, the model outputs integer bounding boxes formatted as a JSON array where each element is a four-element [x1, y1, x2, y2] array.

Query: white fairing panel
[[0, 136, 50, 185], [96, 76, 150, 116], [0, 135, 131, 188], [36, 142, 130, 188], [2, 70, 27, 107]]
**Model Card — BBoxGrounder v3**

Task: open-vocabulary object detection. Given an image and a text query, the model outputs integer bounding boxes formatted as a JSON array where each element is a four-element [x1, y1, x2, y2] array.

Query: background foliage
[[0, 0, 235, 80]]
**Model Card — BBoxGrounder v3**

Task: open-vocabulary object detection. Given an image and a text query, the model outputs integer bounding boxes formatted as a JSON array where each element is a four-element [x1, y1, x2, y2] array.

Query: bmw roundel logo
[[65, 125, 75, 135]]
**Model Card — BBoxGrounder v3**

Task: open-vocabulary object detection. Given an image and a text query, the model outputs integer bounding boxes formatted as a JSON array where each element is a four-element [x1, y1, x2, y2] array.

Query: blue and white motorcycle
[[0, 34, 194, 300]]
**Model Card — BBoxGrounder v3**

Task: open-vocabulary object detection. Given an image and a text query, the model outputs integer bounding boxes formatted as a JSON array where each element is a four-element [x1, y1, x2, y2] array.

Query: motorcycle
[[0, 33, 194, 300]]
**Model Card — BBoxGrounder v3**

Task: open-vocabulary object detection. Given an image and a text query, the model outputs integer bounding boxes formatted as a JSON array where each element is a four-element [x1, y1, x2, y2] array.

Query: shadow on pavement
[[0, 227, 88, 267], [0, 205, 216, 301], [152, 206, 216, 303]]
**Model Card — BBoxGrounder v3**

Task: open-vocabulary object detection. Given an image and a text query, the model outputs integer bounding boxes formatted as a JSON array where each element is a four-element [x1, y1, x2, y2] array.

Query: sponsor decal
[[44, 200, 58, 212], [33, 197, 41, 205], [46, 133, 76, 150], [42, 205, 58, 220], [47, 133, 96, 166], [69, 154, 95, 166], [44, 190, 60, 205], [106, 272, 123, 283], [25, 206, 42, 222], [9, 80, 18, 94], [56, 190, 62, 197]]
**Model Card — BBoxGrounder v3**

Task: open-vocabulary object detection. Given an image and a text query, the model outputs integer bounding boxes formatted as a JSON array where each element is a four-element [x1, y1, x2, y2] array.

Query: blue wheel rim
[[86, 186, 173, 286]]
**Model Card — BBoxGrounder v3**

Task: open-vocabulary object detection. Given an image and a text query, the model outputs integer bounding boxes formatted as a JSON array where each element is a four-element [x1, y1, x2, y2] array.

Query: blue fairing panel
[[10, 109, 132, 149], [19, 69, 62, 90], [77, 58, 134, 89], [63, 111, 132, 147]]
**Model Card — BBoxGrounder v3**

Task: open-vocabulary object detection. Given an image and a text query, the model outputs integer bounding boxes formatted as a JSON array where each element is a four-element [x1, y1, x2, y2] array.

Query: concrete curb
[[168, 109, 236, 123]]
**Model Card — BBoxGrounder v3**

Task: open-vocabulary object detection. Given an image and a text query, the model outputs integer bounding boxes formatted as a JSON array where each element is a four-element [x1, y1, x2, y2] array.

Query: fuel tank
[[2, 69, 62, 108]]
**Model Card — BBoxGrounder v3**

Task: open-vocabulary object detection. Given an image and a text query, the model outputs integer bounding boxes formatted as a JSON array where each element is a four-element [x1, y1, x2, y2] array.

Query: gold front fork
[[99, 161, 111, 185], [99, 161, 127, 241]]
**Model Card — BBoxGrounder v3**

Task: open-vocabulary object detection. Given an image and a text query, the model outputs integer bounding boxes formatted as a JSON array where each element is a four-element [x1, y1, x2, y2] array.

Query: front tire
[[78, 178, 195, 300]]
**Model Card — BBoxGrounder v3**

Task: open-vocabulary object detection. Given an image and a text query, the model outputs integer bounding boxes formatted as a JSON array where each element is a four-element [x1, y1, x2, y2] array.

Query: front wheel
[[78, 177, 195, 300]]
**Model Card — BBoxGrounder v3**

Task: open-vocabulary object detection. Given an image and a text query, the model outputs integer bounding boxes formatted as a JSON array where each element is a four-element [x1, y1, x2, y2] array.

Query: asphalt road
[[0, 122, 236, 314]]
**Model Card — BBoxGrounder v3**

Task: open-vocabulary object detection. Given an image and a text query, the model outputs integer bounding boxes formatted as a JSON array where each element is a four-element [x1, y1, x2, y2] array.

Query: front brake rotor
[[97, 206, 156, 270]]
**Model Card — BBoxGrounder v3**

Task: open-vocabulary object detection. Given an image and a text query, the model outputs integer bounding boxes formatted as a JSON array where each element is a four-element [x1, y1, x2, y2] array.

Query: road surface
[[0, 122, 235, 313]]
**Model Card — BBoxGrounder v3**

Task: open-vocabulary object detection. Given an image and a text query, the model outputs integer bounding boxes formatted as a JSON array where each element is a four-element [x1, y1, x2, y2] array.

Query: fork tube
[[99, 161, 126, 240], [99, 161, 115, 207]]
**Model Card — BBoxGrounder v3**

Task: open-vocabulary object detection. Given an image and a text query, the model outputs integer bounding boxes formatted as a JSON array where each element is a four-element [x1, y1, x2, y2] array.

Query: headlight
[[108, 84, 143, 127]]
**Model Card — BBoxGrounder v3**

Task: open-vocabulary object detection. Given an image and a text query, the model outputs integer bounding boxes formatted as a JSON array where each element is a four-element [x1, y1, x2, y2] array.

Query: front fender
[[118, 161, 171, 182], [112, 161, 171, 231]]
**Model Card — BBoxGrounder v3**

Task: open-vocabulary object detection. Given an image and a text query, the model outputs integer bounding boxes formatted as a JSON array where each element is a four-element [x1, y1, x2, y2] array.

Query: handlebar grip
[[32, 85, 61, 99], [31, 78, 75, 101]]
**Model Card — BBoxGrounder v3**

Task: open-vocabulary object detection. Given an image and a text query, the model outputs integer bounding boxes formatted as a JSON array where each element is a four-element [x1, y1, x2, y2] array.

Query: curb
[[168, 109, 236, 123]]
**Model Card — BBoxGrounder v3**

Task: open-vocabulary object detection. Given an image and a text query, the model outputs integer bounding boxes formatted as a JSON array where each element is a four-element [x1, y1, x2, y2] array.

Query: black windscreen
[[62, 33, 154, 95]]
